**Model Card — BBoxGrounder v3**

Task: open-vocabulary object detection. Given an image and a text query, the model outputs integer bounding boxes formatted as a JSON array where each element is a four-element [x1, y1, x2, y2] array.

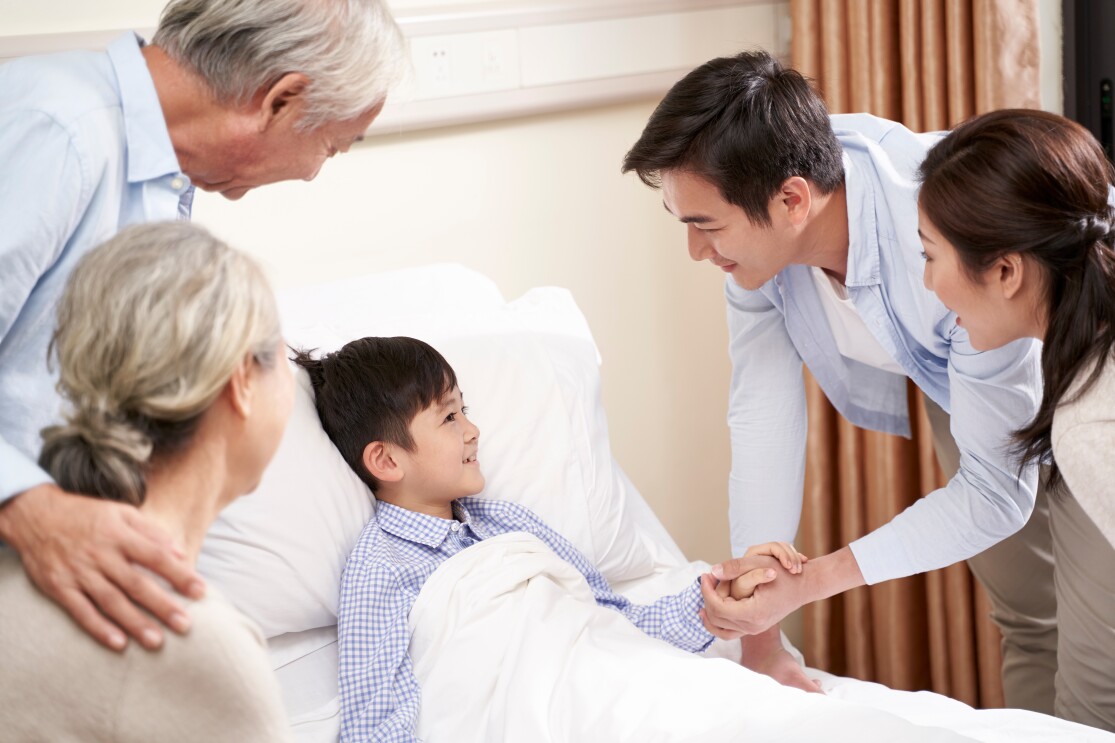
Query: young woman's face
[[919, 212, 1032, 351]]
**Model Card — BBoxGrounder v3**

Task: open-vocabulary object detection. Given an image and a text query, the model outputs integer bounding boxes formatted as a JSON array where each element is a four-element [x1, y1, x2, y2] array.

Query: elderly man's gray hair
[[153, 0, 407, 129]]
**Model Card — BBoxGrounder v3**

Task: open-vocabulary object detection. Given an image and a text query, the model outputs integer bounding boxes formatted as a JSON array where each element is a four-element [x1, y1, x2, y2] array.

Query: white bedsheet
[[407, 532, 1108, 743]]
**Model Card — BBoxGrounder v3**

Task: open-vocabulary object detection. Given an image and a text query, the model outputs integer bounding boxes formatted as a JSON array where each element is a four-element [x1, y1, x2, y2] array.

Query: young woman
[[0, 222, 295, 741], [918, 108, 1115, 731]]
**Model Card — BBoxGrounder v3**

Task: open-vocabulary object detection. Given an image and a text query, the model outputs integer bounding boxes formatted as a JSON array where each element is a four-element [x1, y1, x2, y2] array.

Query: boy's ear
[[363, 441, 403, 483]]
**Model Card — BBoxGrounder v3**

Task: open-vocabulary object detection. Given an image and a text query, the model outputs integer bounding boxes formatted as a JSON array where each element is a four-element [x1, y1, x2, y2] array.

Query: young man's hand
[[740, 626, 823, 694], [0, 483, 204, 651]]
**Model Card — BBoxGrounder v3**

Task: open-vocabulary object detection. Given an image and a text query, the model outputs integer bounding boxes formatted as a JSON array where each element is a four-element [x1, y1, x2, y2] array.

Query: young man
[[0, 0, 406, 652], [293, 337, 805, 741], [622, 51, 1053, 713]]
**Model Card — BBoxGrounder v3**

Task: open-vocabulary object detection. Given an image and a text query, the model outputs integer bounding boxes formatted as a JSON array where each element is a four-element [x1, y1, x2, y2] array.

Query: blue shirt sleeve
[[337, 560, 423, 743], [517, 506, 714, 653], [849, 332, 1044, 583], [724, 279, 808, 556], [0, 110, 89, 502]]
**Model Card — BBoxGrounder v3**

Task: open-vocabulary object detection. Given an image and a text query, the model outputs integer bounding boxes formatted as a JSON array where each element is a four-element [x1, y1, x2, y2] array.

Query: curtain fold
[[788, 0, 1039, 708]]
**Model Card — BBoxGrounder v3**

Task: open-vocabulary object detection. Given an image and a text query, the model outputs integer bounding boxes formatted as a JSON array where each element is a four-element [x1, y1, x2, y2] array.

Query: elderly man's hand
[[0, 483, 204, 651]]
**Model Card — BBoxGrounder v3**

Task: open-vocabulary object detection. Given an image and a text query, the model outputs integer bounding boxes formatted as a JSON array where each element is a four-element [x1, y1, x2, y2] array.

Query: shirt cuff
[[680, 578, 716, 652], [848, 527, 917, 586]]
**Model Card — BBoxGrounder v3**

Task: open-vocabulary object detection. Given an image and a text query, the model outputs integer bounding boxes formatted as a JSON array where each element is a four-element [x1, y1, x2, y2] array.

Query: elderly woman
[[0, 223, 295, 741], [918, 109, 1115, 731], [0, 0, 405, 653]]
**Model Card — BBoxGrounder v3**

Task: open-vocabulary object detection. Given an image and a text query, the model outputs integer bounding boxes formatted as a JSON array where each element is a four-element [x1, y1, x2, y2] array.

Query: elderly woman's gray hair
[[153, 0, 407, 129], [39, 222, 282, 506]]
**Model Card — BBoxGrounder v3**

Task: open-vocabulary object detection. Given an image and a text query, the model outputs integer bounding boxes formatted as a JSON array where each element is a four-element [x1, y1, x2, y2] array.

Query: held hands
[[0, 483, 204, 651], [698, 541, 809, 640], [697, 542, 822, 694], [732, 541, 806, 597]]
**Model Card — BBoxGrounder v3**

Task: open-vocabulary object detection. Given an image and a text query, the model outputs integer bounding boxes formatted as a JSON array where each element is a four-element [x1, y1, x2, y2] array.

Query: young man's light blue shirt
[[726, 113, 1043, 585], [0, 33, 193, 501]]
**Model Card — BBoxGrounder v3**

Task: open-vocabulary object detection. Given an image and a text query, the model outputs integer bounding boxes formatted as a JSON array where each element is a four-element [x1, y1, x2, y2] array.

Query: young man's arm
[[724, 279, 809, 554], [0, 110, 199, 652], [337, 560, 422, 743]]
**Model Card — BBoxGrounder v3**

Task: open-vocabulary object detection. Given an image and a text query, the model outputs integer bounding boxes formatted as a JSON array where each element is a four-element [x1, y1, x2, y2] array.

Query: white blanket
[[409, 533, 1013, 743]]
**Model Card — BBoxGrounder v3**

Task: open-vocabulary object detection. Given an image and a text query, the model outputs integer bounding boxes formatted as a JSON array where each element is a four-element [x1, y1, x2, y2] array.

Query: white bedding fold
[[408, 532, 978, 743]]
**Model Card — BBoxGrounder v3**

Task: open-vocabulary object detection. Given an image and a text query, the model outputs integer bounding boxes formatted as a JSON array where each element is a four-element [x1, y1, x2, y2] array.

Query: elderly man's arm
[[0, 110, 200, 651]]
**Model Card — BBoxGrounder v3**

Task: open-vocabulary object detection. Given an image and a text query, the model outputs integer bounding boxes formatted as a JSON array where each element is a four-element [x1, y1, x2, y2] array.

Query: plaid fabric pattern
[[338, 497, 713, 742]]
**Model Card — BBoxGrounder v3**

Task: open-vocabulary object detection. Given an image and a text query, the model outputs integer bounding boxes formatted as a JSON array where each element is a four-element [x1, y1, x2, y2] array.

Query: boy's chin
[[464, 476, 486, 497]]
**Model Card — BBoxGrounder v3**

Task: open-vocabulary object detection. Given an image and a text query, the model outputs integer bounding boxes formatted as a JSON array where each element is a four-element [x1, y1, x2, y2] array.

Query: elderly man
[[0, 0, 405, 652]]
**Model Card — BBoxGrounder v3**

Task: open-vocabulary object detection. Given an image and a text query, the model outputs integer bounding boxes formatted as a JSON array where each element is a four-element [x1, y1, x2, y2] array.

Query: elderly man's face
[[186, 103, 382, 201]]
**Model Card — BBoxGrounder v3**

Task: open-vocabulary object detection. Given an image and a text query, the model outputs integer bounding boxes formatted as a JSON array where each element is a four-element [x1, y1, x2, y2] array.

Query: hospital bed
[[197, 264, 1110, 742]]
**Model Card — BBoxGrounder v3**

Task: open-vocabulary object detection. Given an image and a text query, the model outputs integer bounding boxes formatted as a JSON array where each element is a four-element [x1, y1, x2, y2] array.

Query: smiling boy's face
[[395, 386, 485, 506]]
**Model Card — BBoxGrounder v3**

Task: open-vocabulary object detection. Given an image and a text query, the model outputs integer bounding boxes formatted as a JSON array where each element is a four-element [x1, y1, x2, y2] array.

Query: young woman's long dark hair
[[919, 109, 1115, 490]]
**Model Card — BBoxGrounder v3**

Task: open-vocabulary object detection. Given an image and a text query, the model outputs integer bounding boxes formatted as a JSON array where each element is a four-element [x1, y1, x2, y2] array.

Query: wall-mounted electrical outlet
[[409, 30, 521, 101]]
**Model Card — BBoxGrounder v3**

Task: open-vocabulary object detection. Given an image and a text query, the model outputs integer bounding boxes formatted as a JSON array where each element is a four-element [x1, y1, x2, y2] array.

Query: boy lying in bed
[[293, 337, 805, 742]]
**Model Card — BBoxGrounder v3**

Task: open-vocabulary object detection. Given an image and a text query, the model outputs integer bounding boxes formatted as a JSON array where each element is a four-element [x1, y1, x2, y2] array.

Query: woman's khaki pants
[[924, 395, 1115, 731]]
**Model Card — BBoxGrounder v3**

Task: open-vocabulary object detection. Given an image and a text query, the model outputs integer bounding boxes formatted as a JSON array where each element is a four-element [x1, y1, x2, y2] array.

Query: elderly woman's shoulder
[[0, 551, 291, 741]]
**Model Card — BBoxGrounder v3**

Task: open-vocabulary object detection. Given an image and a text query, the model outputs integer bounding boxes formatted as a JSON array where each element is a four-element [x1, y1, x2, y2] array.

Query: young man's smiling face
[[396, 386, 485, 506], [660, 169, 794, 291]]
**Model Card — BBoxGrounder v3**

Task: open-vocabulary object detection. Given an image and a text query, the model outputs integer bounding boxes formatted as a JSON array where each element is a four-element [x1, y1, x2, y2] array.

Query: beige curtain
[[790, 0, 1040, 707]]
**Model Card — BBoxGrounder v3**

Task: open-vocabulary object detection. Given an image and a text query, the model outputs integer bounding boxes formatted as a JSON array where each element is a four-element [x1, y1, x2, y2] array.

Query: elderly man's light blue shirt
[[0, 34, 193, 501], [727, 113, 1043, 585]]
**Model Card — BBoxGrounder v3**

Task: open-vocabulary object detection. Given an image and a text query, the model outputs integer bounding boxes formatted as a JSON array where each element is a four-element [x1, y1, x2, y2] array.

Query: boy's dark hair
[[622, 50, 843, 226], [291, 337, 458, 492]]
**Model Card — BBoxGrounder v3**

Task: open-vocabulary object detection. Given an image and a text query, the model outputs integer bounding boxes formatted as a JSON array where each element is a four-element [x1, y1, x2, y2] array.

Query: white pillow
[[199, 264, 673, 638]]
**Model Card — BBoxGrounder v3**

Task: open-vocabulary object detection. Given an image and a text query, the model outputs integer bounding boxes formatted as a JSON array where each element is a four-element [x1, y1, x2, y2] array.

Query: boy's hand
[[698, 554, 782, 640], [746, 541, 807, 573], [726, 542, 805, 600]]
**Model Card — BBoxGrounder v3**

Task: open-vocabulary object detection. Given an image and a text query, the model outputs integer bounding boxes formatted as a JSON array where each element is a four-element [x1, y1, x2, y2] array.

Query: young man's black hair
[[622, 49, 843, 226]]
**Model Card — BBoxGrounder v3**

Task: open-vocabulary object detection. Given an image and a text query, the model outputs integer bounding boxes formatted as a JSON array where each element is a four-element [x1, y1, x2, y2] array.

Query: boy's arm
[[337, 561, 422, 743], [517, 507, 713, 653]]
